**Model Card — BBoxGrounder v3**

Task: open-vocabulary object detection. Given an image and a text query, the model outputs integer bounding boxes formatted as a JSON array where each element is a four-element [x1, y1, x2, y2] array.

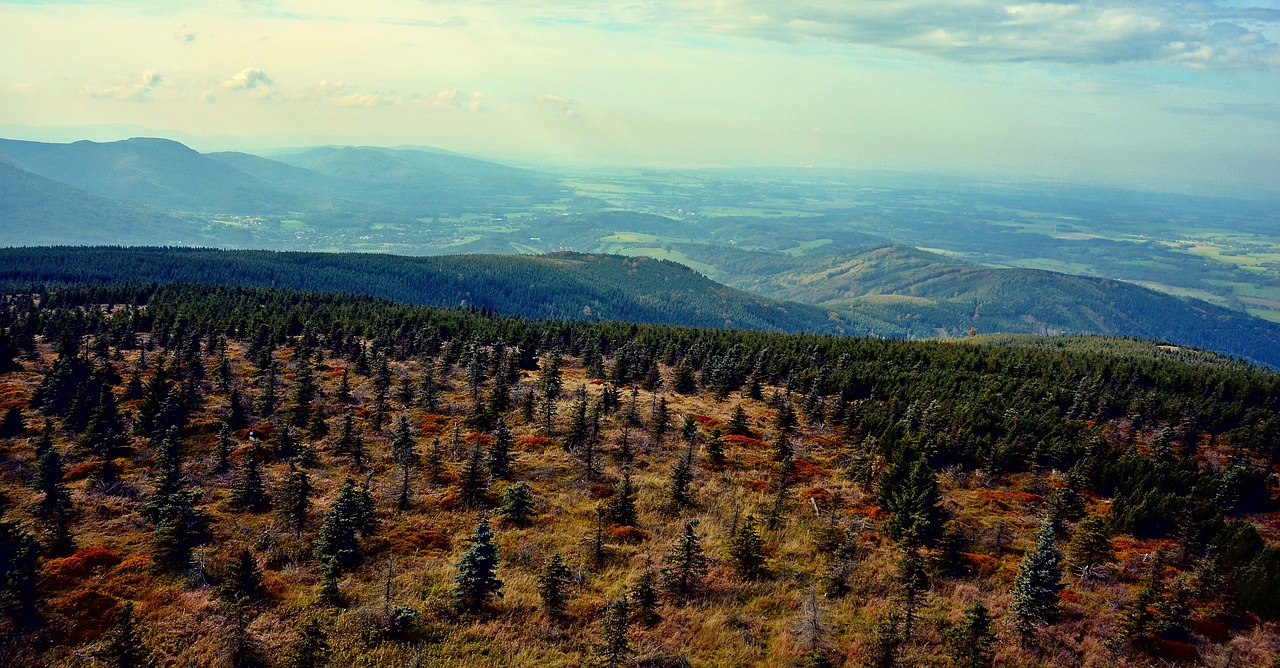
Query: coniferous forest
[[1, 281, 1278, 666]]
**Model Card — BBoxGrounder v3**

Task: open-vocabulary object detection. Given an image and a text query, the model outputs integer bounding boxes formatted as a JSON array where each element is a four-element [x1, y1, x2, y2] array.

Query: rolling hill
[[0, 160, 209, 246], [0, 246, 853, 334], [0, 138, 565, 216]]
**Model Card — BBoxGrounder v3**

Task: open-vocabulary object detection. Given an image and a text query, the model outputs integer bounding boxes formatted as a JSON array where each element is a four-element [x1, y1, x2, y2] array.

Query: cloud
[[537, 93, 565, 103], [174, 24, 197, 44], [225, 68, 274, 98], [8, 83, 33, 94], [379, 15, 469, 28], [1165, 102, 1280, 122], [84, 70, 163, 102], [199, 89, 217, 104], [467, 91, 485, 112], [317, 80, 400, 107], [671, 0, 1280, 69]]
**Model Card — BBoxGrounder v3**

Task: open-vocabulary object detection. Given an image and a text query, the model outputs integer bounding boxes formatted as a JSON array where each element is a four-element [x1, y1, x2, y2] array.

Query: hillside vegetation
[[0, 247, 852, 334], [0, 282, 1277, 667]]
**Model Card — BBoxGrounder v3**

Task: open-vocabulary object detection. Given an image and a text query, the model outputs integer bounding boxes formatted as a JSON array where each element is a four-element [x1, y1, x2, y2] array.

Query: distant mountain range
[[0, 137, 563, 215], [3, 136, 1280, 367]]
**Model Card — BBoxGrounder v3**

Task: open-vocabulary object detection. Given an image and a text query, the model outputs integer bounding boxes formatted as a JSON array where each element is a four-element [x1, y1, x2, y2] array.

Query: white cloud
[[84, 69, 163, 102], [199, 89, 217, 104], [174, 24, 197, 44], [467, 91, 486, 112], [224, 68, 274, 97], [673, 0, 1280, 69], [537, 93, 564, 103], [8, 83, 33, 94]]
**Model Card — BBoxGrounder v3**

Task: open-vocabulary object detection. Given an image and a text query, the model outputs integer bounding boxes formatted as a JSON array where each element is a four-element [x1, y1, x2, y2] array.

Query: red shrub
[[64, 460, 98, 481], [607, 525, 646, 543], [42, 548, 123, 589], [588, 484, 614, 500], [517, 436, 556, 451], [791, 459, 823, 483], [723, 434, 764, 449]]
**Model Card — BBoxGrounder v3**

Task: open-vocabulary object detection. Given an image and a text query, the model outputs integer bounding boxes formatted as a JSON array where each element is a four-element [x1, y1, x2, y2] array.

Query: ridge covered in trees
[[0, 281, 1277, 666]]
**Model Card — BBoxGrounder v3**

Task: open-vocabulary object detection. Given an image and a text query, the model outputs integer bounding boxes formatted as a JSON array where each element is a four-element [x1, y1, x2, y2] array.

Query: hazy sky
[[2, 0, 1278, 194]]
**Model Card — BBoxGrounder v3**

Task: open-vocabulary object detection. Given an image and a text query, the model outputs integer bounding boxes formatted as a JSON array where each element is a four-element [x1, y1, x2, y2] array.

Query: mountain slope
[[0, 137, 310, 213], [0, 246, 853, 334], [738, 244, 1280, 366], [0, 160, 208, 246]]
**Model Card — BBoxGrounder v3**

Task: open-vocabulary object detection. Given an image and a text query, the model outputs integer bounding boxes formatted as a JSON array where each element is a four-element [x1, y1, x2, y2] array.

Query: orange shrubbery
[[42, 548, 123, 589], [49, 589, 119, 643], [607, 525, 645, 543], [723, 434, 764, 449]]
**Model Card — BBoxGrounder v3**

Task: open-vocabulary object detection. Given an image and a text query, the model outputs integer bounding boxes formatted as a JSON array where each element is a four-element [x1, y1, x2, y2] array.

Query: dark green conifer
[[591, 594, 633, 668], [452, 515, 503, 613], [498, 481, 535, 526], [945, 601, 997, 668], [606, 470, 639, 528], [660, 520, 708, 603], [390, 416, 419, 510], [485, 417, 514, 479], [216, 547, 266, 604], [276, 463, 312, 537], [728, 515, 767, 580], [98, 601, 149, 668], [1010, 520, 1064, 641], [229, 442, 270, 511], [630, 559, 660, 626], [536, 551, 572, 619], [283, 614, 331, 668]]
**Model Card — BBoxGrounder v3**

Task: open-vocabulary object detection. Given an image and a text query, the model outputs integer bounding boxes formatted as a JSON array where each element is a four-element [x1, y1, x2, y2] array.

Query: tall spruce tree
[[591, 594, 634, 668], [276, 463, 312, 538], [229, 442, 270, 511], [728, 514, 767, 580], [498, 482, 534, 527], [1010, 520, 1065, 641], [945, 601, 997, 668], [536, 551, 571, 619], [98, 601, 149, 668], [660, 520, 708, 604], [452, 514, 503, 613]]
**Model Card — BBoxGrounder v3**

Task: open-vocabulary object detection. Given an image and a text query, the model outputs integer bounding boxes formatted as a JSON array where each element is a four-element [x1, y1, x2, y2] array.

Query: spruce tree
[[591, 594, 634, 668], [667, 445, 695, 511], [945, 601, 996, 668], [32, 436, 72, 520], [334, 412, 364, 472], [216, 547, 266, 604], [283, 614, 331, 668], [649, 397, 671, 446], [0, 518, 41, 627], [727, 404, 751, 436], [706, 429, 726, 468], [498, 481, 535, 526], [276, 463, 312, 537], [229, 442, 270, 511], [630, 559, 660, 626], [660, 520, 708, 604], [728, 514, 767, 580], [882, 458, 946, 548], [607, 470, 639, 528], [0, 405, 24, 437], [536, 551, 572, 619], [212, 422, 233, 474], [896, 548, 927, 641], [1010, 520, 1064, 641], [99, 601, 149, 668], [390, 415, 419, 510], [485, 417, 514, 479], [313, 479, 371, 572], [452, 515, 503, 613], [458, 444, 490, 508], [1066, 511, 1115, 580]]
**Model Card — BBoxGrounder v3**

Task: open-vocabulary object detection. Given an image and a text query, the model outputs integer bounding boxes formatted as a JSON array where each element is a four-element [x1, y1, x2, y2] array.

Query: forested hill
[[1, 281, 1278, 666], [0, 246, 851, 334], [710, 244, 1280, 368]]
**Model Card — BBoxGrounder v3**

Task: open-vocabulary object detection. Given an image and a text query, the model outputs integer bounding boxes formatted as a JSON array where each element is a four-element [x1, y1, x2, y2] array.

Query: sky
[[1, 0, 1278, 195]]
